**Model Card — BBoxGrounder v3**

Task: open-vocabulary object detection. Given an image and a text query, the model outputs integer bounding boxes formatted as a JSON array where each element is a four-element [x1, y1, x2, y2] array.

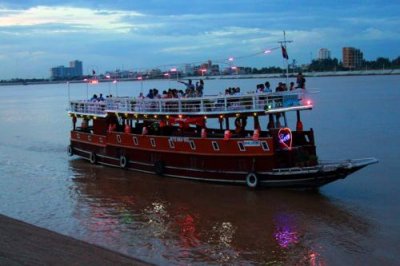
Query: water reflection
[[69, 158, 371, 265]]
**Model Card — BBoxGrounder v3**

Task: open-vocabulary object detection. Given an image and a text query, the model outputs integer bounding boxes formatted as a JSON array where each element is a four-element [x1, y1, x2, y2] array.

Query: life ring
[[67, 145, 74, 156], [120, 155, 128, 168], [154, 161, 165, 176], [246, 172, 259, 188], [89, 152, 96, 164]]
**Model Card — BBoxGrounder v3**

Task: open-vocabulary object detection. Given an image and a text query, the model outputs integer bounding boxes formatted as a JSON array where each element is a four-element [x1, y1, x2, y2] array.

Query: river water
[[0, 75, 399, 265]]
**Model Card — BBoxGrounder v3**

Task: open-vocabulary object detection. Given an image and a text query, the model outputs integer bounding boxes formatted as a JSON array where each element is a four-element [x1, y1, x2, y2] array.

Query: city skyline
[[0, 1, 399, 79]]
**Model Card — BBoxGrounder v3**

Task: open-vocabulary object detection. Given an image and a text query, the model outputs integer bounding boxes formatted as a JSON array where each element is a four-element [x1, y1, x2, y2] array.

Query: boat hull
[[69, 143, 377, 189]]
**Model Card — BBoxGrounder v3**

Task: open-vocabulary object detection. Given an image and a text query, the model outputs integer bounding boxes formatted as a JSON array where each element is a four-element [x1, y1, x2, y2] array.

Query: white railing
[[69, 91, 305, 116]]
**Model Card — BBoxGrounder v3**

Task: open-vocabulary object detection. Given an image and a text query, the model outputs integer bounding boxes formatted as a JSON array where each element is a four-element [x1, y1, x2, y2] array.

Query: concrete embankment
[[0, 214, 151, 265]]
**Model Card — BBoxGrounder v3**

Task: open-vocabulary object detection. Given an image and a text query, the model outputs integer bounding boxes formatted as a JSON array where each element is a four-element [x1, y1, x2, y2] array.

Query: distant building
[[184, 64, 194, 76], [318, 48, 331, 60], [50, 60, 83, 80], [342, 47, 363, 69]]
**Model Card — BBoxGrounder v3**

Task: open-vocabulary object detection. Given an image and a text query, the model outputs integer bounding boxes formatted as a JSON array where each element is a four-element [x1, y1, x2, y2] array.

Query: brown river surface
[[0, 75, 399, 265]]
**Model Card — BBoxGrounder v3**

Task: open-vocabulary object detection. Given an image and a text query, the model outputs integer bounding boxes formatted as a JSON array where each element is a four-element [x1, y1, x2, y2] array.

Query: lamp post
[[113, 79, 118, 96], [83, 78, 89, 99], [106, 74, 111, 96], [170, 68, 178, 81], [137, 76, 143, 94], [164, 72, 171, 87]]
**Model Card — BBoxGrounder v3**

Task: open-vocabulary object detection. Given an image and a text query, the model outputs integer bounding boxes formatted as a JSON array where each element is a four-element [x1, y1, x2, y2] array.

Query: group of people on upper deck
[[137, 72, 306, 101], [256, 72, 306, 93], [140, 79, 205, 100]]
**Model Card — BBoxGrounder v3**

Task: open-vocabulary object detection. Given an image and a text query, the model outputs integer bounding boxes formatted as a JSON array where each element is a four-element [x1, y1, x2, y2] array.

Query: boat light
[[154, 115, 158, 118], [179, 114, 183, 119], [253, 112, 257, 116], [204, 116, 207, 120], [166, 115, 170, 119], [307, 100, 312, 105]]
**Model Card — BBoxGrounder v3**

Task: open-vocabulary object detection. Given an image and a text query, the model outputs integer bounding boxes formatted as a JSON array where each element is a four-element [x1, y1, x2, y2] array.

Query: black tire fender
[[246, 172, 259, 188], [67, 145, 74, 156], [89, 152, 96, 164], [120, 155, 128, 168]]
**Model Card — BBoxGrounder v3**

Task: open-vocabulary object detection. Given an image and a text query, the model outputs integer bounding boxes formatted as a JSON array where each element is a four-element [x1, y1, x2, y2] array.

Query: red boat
[[67, 87, 377, 188]]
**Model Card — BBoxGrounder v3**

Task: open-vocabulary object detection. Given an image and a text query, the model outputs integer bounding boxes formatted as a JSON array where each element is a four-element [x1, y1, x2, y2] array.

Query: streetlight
[[137, 76, 143, 94], [113, 79, 118, 96], [164, 72, 171, 87], [170, 68, 178, 81], [231, 66, 238, 75], [106, 74, 111, 95]]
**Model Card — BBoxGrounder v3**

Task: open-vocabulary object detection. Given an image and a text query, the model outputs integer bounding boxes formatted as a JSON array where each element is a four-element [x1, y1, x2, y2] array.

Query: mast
[[278, 31, 293, 85]]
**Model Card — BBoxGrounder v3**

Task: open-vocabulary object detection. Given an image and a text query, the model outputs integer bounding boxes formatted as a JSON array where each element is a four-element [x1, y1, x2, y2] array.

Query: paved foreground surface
[[0, 214, 151, 265]]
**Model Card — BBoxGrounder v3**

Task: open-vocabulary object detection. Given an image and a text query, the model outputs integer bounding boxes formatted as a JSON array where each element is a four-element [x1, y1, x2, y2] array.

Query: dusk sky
[[0, 0, 399, 79]]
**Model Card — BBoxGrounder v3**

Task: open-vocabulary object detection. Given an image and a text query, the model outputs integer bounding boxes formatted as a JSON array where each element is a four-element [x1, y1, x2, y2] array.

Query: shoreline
[[1, 69, 399, 86], [0, 214, 151, 265]]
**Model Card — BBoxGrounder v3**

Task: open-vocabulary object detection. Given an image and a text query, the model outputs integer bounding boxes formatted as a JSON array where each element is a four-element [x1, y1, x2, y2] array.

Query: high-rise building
[[342, 47, 363, 69], [50, 60, 83, 79], [318, 48, 331, 60], [69, 60, 83, 77]]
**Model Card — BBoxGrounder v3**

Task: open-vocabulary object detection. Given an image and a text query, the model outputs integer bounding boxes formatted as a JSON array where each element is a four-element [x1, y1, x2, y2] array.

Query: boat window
[[305, 135, 310, 143], [133, 136, 138, 146], [212, 141, 220, 151], [261, 141, 270, 151], [150, 138, 156, 147], [238, 142, 246, 151], [168, 139, 175, 149], [189, 140, 196, 150]]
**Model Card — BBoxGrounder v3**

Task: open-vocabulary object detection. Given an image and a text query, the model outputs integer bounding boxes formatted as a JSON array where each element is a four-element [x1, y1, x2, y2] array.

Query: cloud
[[0, 5, 144, 33]]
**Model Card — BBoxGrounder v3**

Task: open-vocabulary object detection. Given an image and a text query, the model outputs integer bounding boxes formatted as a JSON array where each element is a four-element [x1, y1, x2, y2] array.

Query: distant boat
[[67, 87, 377, 188]]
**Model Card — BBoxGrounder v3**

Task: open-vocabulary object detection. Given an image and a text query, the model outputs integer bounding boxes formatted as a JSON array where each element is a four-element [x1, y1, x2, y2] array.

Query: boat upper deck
[[68, 90, 312, 118]]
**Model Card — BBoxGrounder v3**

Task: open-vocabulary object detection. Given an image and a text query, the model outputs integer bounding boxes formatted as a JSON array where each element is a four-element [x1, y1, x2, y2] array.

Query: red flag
[[281, 45, 289, 60]]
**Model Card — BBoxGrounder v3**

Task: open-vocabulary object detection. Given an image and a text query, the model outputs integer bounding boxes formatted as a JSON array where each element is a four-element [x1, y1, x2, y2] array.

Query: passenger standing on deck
[[265, 81, 272, 93], [196, 79, 204, 97], [146, 89, 154, 99], [178, 79, 195, 97], [290, 82, 295, 91], [296, 72, 306, 89], [90, 94, 98, 102]]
